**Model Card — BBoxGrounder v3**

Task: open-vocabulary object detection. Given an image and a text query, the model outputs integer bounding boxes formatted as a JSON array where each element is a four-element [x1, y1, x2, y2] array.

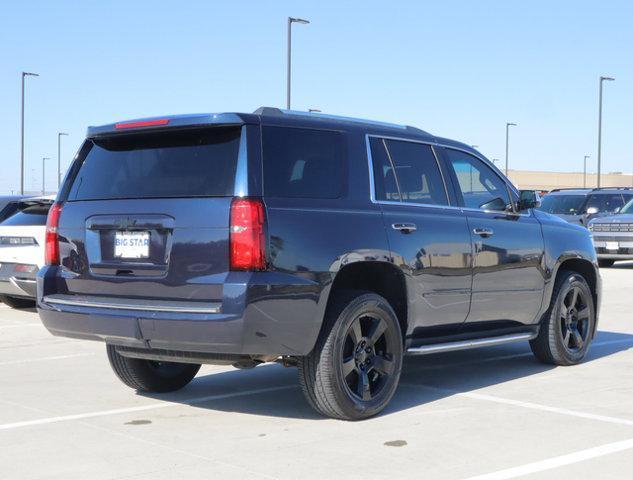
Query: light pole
[[42, 157, 50, 195], [21, 72, 39, 195], [505, 122, 517, 176], [57, 133, 69, 189], [583, 155, 590, 188], [597, 76, 615, 188], [286, 17, 309, 110]]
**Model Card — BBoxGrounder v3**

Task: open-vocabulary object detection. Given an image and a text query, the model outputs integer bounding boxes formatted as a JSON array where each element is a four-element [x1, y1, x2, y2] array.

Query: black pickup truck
[[37, 108, 600, 420]]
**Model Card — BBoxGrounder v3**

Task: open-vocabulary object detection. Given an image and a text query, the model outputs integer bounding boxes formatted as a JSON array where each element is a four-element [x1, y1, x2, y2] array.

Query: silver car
[[588, 197, 633, 267]]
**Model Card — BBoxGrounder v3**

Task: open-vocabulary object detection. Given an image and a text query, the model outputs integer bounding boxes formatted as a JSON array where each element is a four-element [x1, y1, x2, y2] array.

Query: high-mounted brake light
[[115, 119, 170, 129], [45, 202, 63, 265], [230, 198, 266, 271]]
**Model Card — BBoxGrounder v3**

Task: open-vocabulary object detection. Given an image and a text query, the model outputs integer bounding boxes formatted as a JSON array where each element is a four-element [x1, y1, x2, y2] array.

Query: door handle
[[473, 227, 494, 237], [392, 223, 417, 233]]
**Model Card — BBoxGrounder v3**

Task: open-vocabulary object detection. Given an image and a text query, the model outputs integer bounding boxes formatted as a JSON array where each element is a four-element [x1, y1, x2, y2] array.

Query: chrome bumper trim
[[42, 294, 221, 314]]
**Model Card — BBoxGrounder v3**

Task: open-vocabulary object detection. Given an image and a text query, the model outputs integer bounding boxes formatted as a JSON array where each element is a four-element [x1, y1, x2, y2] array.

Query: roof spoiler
[[86, 113, 246, 137]]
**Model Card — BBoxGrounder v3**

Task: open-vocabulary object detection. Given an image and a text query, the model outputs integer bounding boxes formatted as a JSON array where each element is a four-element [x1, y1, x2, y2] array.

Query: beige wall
[[507, 170, 633, 191]]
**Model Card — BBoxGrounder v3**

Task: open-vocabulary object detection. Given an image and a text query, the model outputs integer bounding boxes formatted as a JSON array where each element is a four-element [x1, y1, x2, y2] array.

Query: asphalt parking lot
[[0, 264, 632, 480]]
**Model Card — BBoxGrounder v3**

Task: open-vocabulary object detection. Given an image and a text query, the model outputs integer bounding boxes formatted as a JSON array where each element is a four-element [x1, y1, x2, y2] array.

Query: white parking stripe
[[402, 383, 633, 427], [0, 353, 94, 366], [0, 385, 295, 431], [461, 437, 633, 480]]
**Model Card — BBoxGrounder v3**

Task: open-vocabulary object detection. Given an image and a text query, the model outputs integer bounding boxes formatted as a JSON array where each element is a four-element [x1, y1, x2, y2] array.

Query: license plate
[[114, 231, 150, 259], [606, 241, 619, 251]]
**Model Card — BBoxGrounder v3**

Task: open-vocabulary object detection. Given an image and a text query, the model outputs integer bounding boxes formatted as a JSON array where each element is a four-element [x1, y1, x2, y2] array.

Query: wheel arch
[[320, 261, 409, 342], [549, 256, 600, 335]]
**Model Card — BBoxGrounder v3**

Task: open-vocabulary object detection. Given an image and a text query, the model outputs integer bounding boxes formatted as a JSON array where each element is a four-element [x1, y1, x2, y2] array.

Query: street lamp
[[42, 157, 50, 195], [505, 122, 517, 176], [597, 76, 615, 188], [57, 132, 69, 189], [583, 155, 591, 188], [286, 17, 309, 110], [21, 72, 39, 195]]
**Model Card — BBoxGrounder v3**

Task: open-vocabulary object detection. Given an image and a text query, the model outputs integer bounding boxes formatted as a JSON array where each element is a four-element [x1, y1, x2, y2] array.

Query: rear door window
[[370, 137, 448, 206], [262, 127, 346, 199], [67, 127, 241, 201]]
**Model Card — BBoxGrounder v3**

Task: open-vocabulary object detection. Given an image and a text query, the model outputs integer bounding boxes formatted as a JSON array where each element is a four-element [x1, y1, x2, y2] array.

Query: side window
[[262, 127, 346, 199], [369, 137, 400, 201], [445, 149, 511, 211], [369, 137, 448, 206]]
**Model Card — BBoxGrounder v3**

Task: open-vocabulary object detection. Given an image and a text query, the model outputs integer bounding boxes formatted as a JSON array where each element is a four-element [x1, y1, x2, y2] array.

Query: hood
[[589, 213, 633, 225]]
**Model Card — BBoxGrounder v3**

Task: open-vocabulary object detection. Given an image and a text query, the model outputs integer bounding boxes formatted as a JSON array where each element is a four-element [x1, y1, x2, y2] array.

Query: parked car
[[588, 197, 633, 267], [37, 108, 600, 420], [0, 196, 54, 308], [537, 187, 633, 227]]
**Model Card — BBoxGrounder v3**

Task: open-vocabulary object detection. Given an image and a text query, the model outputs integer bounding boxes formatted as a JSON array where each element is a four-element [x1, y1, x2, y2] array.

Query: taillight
[[230, 198, 266, 271], [45, 202, 63, 265]]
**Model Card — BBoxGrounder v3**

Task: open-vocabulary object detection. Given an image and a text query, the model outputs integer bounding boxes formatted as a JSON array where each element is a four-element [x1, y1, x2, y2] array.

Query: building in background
[[507, 170, 633, 191]]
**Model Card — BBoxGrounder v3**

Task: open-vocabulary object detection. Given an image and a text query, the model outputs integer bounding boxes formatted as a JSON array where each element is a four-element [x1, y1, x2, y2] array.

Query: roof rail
[[591, 187, 632, 191], [252, 107, 430, 135], [549, 188, 593, 192]]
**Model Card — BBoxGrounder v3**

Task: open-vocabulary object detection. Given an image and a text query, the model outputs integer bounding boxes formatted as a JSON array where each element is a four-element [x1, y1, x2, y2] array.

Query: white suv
[[0, 197, 53, 308]]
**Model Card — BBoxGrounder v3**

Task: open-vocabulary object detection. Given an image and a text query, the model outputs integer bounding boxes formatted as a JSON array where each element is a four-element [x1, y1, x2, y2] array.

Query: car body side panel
[[534, 210, 601, 327]]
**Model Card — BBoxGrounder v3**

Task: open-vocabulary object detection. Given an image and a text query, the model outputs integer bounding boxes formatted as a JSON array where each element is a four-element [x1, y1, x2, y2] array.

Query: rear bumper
[[0, 263, 38, 298], [37, 266, 325, 357]]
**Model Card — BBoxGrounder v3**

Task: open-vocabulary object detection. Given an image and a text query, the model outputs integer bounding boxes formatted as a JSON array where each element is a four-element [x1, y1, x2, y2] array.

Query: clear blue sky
[[1, 0, 631, 194]]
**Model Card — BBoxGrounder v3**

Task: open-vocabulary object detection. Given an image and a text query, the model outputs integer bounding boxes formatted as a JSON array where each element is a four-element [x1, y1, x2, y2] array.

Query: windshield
[[66, 127, 241, 201], [622, 198, 633, 214], [538, 194, 586, 215]]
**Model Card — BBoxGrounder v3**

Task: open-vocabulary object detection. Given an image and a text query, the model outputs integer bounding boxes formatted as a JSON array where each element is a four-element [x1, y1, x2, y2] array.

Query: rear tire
[[598, 259, 615, 268], [106, 345, 201, 393], [0, 295, 35, 309], [298, 291, 403, 420], [530, 270, 595, 366]]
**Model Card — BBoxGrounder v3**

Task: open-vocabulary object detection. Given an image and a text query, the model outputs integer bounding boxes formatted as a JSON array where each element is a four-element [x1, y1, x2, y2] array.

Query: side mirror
[[518, 190, 541, 211], [586, 207, 599, 215]]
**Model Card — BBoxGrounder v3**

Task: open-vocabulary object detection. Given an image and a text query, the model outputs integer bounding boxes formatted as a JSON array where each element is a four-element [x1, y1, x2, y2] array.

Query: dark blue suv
[[38, 108, 600, 420]]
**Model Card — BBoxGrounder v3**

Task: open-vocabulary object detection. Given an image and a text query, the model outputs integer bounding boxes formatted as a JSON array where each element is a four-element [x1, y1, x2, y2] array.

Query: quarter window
[[446, 149, 511, 211], [370, 138, 448, 206], [262, 127, 346, 199]]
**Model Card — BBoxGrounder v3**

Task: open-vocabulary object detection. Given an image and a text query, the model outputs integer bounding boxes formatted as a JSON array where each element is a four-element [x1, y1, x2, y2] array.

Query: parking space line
[[461, 437, 633, 480], [401, 384, 633, 427], [0, 385, 295, 431], [0, 353, 94, 366]]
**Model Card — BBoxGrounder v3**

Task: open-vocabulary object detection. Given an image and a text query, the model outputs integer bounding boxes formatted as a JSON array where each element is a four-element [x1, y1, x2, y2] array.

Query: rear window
[[262, 126, 346, 199], [0, 202, 51, 226], [67, 127, 241, 201]]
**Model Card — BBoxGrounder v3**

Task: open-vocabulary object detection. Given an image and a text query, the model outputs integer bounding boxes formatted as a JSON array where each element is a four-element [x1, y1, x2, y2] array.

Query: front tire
[[530, 270, 595, 366], [298, 291, 403, 420], [106, 345, 201, 393], [0, 295, 35, 309]]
